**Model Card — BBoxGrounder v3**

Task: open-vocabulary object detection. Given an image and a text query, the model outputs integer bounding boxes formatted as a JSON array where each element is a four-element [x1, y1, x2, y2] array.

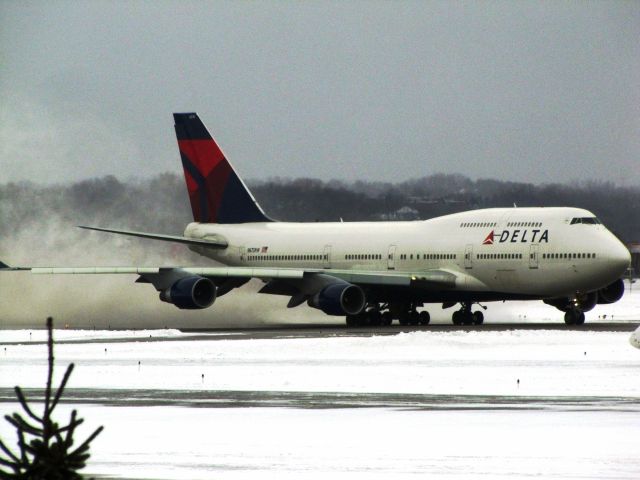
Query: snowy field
[[1, 283, 639, 479], [2, 324, 640, 479]]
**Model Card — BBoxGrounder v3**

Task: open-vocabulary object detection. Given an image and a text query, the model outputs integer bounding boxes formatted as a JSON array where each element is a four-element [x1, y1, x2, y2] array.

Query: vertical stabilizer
[[173, 113, 272, 224]]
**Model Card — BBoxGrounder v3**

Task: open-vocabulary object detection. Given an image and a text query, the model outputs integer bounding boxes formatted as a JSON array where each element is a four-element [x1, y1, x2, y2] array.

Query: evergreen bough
[[0, 317, 103, 479]]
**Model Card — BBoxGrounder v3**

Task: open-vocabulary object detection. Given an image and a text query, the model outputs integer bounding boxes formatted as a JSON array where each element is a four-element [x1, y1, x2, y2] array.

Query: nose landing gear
[[564, 308, 585, 325]]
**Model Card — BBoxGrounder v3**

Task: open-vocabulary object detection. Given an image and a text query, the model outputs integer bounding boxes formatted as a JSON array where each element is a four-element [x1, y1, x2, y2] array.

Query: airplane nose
[[609, 240, 631, 276]]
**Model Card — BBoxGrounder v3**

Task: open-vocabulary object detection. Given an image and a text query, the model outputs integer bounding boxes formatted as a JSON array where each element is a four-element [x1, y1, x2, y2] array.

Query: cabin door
[[323, 245, 332, 268], [387, 245, 397, 270], [464, 244, 473, 269], [529, 244, 540, 269]]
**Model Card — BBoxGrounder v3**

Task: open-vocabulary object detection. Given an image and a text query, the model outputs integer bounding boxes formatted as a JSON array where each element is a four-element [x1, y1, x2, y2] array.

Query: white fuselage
[[184, 207, 630, 299]]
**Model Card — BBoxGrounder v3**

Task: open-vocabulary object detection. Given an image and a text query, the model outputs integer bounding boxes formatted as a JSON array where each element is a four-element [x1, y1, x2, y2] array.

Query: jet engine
[[597, 278, 625, 304], [543, 297, 572, 312], [544, 293, 595, 312], [160, 276, 217, 309], [575, 291, 598, 312], [308, 283, 366, 316]]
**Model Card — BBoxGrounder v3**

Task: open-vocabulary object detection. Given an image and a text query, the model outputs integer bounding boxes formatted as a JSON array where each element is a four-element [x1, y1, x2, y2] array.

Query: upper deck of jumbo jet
[[183, 206, 603, 236]]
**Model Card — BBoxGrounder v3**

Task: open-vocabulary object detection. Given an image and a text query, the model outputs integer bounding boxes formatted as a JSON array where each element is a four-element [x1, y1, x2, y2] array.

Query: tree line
[[1, 173, 638, 243]]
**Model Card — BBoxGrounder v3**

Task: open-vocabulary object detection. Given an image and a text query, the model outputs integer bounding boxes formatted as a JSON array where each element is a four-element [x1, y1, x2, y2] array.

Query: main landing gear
[[451, 303, 484, 325], [345, 303, 430, 327]]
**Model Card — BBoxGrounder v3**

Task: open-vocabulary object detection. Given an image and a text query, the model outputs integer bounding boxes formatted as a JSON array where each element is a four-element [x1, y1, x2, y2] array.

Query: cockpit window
[[570, 217, 601, 225]]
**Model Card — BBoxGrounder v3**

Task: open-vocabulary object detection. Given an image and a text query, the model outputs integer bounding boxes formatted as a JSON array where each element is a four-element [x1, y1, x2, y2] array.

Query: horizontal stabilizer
[[78, 226, 228, 248], [0, 261, 28, 271]]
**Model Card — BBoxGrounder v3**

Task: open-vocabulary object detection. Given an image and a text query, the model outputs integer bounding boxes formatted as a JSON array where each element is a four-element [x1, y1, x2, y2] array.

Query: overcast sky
[[1, 1, 638, 186]]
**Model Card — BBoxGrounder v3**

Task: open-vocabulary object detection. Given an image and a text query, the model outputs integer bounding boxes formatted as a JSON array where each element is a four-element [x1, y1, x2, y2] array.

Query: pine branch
[[69, 426, 104, 459], [58, 417, 84, 435], [17, 426, 28, 465], [0, 455, 19, 467], [14, 386, 41, 424], [0, 438, 19, 463], [63, 411, 79, 448], [51, 363, 75, 412], [4, 414, 43, 437], [43, 317, 55, 446]]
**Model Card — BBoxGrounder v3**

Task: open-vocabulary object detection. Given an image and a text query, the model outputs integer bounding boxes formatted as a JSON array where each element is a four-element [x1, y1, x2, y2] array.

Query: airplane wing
[[0, 260, 489, 314], [77, 226, 228, 249], [0, 262, 473, 290]]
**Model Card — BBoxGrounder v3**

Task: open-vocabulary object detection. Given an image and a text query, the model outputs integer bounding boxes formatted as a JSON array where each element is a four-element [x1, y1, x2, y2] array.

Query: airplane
[[0, 113, 631, 326]]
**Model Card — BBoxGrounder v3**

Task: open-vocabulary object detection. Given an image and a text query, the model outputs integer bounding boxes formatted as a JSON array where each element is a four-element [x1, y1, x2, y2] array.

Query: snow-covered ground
[[2, 329, 640, 397], [1, 323, 640, 479], [1, 283, 639, 478]]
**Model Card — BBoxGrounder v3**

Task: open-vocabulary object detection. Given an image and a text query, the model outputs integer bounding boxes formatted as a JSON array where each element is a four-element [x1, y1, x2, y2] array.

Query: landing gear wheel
[[564, 309, 585, 325], [418, 311, 431, 325], [368, 310, 382, 326], [472, 311, 484, 325], [346, 315, 358, 327], [409, 311, 420, 326], [462, 312, 474, 325], [381, 311, 393, 326], [398, 313, 410, 326], [452, 310, 463, 325], [346, 313, 368, 327], [564, 311, 574, 325]]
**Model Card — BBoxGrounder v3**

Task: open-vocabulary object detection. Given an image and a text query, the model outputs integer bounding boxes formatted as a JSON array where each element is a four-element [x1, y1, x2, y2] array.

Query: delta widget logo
[[482, 229, 549, 245], [482, 231, 494, 245]]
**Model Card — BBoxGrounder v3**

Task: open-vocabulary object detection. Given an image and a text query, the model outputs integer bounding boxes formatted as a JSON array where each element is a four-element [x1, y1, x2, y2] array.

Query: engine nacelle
[[597, 278, 625, 304], [575, 291, 598, 312], [160, 276, 216, 310], [308, 283, 366, 316], [544, 290, 599, 312], [543, 297, 572, 312]]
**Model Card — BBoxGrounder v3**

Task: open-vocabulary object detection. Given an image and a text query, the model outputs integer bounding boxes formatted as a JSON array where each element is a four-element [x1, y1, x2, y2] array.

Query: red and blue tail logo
[[173, 113, 272, 224]]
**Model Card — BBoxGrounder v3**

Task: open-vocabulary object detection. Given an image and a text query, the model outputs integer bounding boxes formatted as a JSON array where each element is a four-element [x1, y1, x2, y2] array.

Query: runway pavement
[[3, 387, 639, 412], [1, 322, 637, 346]]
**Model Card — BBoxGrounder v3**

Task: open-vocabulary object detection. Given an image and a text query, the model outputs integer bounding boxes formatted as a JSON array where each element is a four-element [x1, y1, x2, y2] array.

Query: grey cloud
[[1, 1, 638, 186]]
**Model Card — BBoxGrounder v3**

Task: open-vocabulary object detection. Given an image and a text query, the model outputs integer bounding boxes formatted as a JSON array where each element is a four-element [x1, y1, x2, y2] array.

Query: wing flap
[[325, 269, 458, 288]]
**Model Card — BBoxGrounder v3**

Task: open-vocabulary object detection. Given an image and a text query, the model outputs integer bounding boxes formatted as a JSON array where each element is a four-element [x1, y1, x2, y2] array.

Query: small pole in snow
[[29, 332, 32, 341], [138, 361, 141, 371], [584, 351, 587, 356], [201, 374, 204, 383], [104, 348, 107, 355], [517, 379, 520, 388]]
